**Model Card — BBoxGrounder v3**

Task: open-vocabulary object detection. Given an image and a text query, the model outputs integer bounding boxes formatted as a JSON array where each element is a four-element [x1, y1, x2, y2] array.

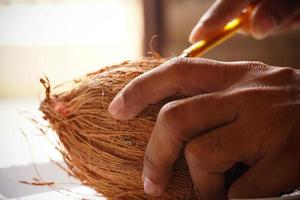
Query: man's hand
[[189, 0, 300, 42], [108, 58, 300, 199]]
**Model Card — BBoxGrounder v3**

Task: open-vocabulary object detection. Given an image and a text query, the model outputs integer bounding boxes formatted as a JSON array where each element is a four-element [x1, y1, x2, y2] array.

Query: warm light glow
[[224, 18, 240, 31], [0, 0, 143, 98], [190, 40, 206, 50]]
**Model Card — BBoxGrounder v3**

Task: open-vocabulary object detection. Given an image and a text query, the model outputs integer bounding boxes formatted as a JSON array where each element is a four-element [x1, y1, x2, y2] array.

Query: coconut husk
[[39, 58, 198, 200]]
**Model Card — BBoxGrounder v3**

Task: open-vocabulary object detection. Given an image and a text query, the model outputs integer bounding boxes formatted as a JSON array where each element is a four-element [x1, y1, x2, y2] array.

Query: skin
[[189, 0, 300, 41], [108, 1, 300, 199]]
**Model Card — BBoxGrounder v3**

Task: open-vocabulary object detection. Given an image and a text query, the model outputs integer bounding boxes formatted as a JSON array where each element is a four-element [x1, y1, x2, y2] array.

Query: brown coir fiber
[[39, 58, 198, 200]]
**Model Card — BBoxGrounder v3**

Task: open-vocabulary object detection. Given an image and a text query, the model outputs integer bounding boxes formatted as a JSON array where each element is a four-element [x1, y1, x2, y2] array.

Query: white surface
[[7, 186, 105, 200], [0, 98, 103, 199], [0, 98, 61, 168]]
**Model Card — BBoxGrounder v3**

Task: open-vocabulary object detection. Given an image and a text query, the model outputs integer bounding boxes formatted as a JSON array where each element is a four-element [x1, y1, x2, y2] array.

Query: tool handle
[[181, 6, 253, 58]]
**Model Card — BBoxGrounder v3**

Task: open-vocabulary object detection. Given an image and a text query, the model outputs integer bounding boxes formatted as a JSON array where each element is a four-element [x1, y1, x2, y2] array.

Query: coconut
[[39, 58, 197, 200]]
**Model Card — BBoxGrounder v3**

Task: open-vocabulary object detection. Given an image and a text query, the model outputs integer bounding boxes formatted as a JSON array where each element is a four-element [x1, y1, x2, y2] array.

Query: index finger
[[189, 0, 252, 43], [108, 57, 246, 120]]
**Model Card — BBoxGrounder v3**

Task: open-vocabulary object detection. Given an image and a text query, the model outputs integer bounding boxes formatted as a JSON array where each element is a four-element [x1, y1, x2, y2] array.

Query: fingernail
[[108, 94, 124, 116], [254, 15, 276, 39], [144, 176, 160, 196]]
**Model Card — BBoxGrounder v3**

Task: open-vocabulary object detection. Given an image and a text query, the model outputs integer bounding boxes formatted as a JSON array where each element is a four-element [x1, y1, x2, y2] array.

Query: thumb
[[250, 0, 300, 39], [189, 0, 251, 43]]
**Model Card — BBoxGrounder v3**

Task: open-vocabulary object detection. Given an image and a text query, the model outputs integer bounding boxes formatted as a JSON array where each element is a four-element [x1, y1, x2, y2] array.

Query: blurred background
[[0, 0, 300, 199], [1, 0, 300, 98], [0, 0, 143, 98]]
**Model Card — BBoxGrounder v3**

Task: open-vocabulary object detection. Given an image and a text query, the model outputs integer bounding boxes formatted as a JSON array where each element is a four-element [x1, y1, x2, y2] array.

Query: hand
[[189, 0, 300, 42], [108, 57, 300, 199]]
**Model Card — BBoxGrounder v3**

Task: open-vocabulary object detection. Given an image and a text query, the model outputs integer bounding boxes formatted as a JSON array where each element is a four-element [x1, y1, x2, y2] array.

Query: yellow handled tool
[[180, 5, 254, 58]]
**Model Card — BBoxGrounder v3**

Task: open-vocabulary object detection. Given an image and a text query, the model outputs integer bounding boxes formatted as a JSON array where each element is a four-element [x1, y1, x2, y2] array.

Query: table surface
[[0, 98, 105, 200]]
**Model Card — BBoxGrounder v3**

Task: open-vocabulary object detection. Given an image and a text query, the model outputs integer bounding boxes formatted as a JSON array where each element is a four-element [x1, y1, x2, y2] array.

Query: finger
[[185, 123, 242, 174], [142, 92, 238, 196], [250, 0, 300, 39], [108, 57, 247, 120], [189, 0, 251, 43], [191, 172, 226, 200], [184, 124, 242, 200], [229, 149, 300, 199]]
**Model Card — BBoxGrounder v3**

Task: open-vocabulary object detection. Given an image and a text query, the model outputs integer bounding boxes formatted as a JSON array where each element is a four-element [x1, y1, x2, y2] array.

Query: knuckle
[[163, 57, 191, 74], [264, 66, 295, 80], [185, 142, 208, 171], [166, 57, 188, 67], [158, 101, 183, 132], [185, 136, 220, 171], [274, 67, 295, 80], [239, 61, 269, 73], [163, 57, 216, 90], [236, 65, 296, 92], [143, 149, 165, 172], [184, 142, 202, 169], [268, 67, 297, 89], [184, 142, 209, 170]]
